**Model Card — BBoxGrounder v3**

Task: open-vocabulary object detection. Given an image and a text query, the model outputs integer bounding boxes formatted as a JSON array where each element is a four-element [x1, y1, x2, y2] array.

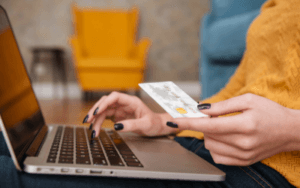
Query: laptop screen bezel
[[0, 116, 23, 170]]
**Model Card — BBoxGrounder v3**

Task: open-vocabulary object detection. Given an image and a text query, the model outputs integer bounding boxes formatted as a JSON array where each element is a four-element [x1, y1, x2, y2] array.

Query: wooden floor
[[38, 97, 167, 129]]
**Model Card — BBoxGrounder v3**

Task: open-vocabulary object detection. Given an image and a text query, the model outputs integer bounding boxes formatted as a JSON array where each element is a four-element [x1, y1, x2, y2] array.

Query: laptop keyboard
[[47, 126, 143, 167]]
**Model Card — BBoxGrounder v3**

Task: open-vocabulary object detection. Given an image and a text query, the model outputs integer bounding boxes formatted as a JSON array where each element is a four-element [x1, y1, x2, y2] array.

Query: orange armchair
[[70, 5, 151, 98]]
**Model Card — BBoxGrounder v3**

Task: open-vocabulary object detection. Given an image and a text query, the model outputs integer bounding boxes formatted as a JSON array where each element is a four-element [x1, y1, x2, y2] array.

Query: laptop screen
[[0, 7, 45, 164]]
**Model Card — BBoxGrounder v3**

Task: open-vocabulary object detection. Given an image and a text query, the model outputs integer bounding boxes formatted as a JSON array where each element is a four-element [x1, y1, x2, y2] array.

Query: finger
[[87, 92, 128, 123], [204, 133, 259, 151], [169, 114, 246, 134], [114, 117, 156, 136], [114, 118, 146, 132], [204, 135, 256, 161], [86, 95, 108, 123], [96, 92, 138, 116], [88, 118, 95, 130], [197, 93, 255, 117], [92, 112, 107, 137], [209, 151, 252, 166], [92, 107, 126, 137]]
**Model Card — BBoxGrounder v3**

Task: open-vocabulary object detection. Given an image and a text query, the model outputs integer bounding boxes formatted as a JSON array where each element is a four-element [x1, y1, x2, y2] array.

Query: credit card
[[139, 81, 208, 118]]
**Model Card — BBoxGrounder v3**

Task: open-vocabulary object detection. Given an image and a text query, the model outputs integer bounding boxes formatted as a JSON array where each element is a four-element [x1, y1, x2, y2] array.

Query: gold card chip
[[176, 108, 187, 114]]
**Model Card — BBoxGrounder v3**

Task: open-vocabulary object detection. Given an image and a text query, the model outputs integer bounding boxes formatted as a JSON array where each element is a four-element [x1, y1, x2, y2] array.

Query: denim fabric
[[0, 132, 295, 188], [174, 137, 295, 188]]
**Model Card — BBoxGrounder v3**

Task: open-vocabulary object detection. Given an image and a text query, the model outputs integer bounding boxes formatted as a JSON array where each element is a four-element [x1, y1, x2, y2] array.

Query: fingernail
[[166, 121, 178, 128], [89, 123, 93, 130], [91, 130, 96, 139], [93, 107, 99, 115], [83, 115, 89, 123], [197, 103, 211, 110], [114, 123, 124, 131]]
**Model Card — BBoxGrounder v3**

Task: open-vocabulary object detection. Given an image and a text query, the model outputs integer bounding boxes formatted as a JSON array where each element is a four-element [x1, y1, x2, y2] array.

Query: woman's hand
[[85, 91, 176, 137], [168, 93, 300, 166]]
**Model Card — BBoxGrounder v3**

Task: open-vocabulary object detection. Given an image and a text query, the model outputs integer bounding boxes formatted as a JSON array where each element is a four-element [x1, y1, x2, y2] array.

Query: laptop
[[0, 5, 225, 181]]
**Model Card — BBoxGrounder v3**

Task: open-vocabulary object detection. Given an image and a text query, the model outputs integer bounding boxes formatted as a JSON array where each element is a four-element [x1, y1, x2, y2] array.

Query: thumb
[[198, 94, 251, 117]]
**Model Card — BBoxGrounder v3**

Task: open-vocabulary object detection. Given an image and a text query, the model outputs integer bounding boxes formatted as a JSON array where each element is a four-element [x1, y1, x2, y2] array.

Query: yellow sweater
[[177, 0, 300, 186]]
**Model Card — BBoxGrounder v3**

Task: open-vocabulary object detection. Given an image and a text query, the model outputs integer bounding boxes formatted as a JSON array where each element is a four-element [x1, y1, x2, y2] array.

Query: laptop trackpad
[[122, 134, 185, 155]]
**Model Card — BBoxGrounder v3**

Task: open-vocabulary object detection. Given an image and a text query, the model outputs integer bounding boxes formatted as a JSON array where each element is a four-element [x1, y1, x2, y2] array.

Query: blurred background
[[0, 0, 266, 127], [1, 0, 210, 100]]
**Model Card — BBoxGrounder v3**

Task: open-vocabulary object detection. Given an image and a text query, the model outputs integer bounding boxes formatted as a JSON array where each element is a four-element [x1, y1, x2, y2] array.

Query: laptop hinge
[[26, 125, 48, 157]]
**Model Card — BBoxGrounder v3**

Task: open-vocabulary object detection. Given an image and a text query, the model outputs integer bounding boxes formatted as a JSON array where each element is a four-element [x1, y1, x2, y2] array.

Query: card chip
[[176, 108, 187, 114]]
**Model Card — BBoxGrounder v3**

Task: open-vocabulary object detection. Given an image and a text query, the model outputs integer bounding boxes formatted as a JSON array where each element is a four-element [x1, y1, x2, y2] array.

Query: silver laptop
[[0, 5, 225, 181]]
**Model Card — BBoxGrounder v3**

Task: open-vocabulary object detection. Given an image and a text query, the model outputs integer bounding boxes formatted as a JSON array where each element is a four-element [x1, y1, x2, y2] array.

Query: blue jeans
[[0, 133, 294, 188]]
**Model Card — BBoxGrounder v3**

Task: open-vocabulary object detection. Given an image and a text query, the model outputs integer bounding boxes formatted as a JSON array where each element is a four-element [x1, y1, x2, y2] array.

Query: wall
[[0, 0, 210, 82]]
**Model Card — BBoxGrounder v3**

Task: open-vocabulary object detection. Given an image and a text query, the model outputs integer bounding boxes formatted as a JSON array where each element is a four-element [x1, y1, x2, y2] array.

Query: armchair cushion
[[77, 58, 144, 70]]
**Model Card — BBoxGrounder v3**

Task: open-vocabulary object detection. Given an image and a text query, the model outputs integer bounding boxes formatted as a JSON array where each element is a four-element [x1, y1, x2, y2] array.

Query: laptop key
[[90, 146, 101, 149], [90, 141, 100, 145], [77, 148, 88, 151], [122, 155, 137, 159], [48, 154, 57, 158], [50, 150, 58, 154], [77, 143, 87, 146], [77, 157, 90, 161], [62, 146, 73, 149], [47, 158, 56, 163], [76, 154, 89, 158], [126, 162, 143, 167], [108, 157, 125, 166], [61, 148, 73, 152], [60, 151, 73, 156], [119, 150, 134, 155], [59, 159, 73, 164], [106, 150, 117, 154], [115, 144, 130, 151], [124, 158, 139, 163], [60, 155, 73, 159], [62, 143, 73, 146], [76, 158, 91, 164], [93, 158, 107, 165], [50, 149, 58, 153], [104, 147, 115, 151], [77, 151, 89, 155], [92, 154, 105, 158], [91, 151, 104, 154]]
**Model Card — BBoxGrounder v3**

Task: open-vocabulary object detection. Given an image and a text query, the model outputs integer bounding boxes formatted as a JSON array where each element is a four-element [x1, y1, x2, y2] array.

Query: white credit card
[[139, 81, 208, 118]]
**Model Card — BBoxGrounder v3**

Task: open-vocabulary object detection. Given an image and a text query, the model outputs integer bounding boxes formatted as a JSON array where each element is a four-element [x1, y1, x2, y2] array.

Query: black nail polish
[[93, 107, 99, 115], [114, 123, 124, 131], [166, 121, 178, 128], [89, 123, 93, 130], [83, 115, 89, 123], [197, 103, 211, 110], [91, 130, 96, 139]]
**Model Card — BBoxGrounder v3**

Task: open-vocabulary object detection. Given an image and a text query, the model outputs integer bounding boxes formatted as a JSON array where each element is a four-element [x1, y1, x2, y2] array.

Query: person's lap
[[0, 132, 294, 188]]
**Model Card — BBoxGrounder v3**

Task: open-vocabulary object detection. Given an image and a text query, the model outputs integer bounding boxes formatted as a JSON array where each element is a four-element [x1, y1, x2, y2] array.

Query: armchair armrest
[[69, 35, 83, 66], [133, 38, 152, 67]]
